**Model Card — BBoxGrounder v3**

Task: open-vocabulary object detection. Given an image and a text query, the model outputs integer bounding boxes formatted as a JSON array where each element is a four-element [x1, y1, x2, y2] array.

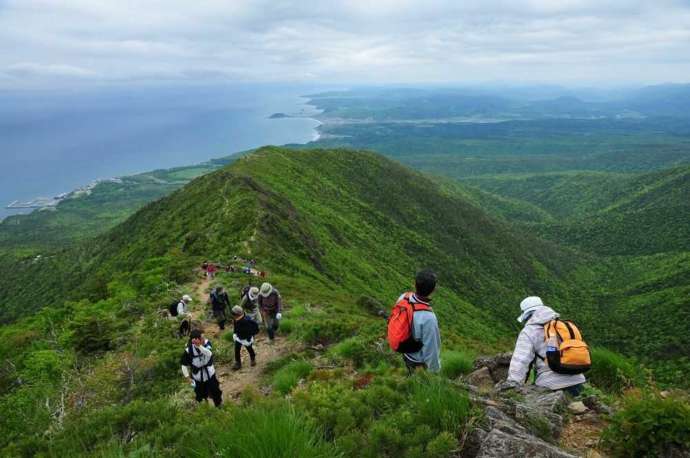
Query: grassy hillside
[[467, 166, 690, 255], [0, 147, 686, 457]]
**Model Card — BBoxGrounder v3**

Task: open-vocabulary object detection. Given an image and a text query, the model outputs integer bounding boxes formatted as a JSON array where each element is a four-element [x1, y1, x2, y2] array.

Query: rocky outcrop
[[462, 353, 581, 458]]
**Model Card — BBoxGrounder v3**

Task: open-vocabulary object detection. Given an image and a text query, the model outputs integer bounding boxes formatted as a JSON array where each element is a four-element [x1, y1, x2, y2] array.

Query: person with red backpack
[[503, 296, 589, 396], [387, 270, 441, 374]]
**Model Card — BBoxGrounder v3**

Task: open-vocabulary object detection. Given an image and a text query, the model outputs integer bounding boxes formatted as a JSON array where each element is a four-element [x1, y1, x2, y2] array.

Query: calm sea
[[0, 83, 322, 220]]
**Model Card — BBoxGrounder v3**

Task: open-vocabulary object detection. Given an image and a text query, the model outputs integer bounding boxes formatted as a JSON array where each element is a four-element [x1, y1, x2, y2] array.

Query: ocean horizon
[[0, 83, 323, 220]]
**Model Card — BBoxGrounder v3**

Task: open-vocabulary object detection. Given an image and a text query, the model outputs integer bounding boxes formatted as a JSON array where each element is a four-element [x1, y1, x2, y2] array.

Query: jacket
[[210, 291, 230, 311], [180, 339, 216, 382], [259, 289, 282, 314], [401, 293, 441, 373], [507, 306, 586, 389], [233, 315, 259, 343]]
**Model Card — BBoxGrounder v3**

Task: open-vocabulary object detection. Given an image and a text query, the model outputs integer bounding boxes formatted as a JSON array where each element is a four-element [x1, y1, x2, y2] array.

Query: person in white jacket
[[504, 296, 586, 396], [180, 329, 223, 406]]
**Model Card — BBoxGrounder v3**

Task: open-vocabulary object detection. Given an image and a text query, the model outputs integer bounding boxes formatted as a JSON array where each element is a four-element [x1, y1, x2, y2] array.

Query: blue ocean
[[0, 83, 322, 220]]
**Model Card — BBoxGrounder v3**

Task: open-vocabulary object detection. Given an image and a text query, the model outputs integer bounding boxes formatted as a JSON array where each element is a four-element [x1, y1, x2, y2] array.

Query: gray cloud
[[1, 0, 689, 87]]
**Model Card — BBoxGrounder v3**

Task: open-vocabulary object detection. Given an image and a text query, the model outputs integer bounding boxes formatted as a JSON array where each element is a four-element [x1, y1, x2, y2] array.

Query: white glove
[[190, 380, 196, 388], [276, 313, 282, 320]]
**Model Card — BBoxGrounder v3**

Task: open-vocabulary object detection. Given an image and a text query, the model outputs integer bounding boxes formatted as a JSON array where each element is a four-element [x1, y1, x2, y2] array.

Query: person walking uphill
[[180, 330, 223, 407], [258, 282, 282, 341], [387, 270, 441, 374], [239, 286, 262, 324], [210, 286, 230, 330], [504, 296, 589, 396], [231, 306, 259, 370]]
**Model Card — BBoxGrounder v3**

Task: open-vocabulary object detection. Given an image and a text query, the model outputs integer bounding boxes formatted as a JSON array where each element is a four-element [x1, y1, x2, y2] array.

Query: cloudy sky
[[1, 0, 689, 88]]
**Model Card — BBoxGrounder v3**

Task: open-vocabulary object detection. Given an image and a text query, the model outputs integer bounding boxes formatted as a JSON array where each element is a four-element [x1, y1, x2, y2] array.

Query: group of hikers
[[201, 258, 266, 279], [387, 270, 589, 396], [175, 265, 589, 407], [172, 279, 283, 407]]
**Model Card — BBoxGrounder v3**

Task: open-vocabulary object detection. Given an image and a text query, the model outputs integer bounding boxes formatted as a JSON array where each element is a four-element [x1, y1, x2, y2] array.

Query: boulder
[[513, 388, 568, 438], [568, 401, 589, 415], [476, 428, 578, 458], [474, 352, 513, 383], [467, 366, 495, 392]]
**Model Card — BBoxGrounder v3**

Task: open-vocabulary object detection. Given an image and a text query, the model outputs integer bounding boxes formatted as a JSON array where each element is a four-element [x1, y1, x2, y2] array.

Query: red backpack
[[387, 293, 432, 353]]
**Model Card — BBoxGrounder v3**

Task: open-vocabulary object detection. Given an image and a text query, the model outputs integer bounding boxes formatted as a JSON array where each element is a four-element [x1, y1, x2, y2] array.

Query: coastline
[[2, 91, 323, 222]]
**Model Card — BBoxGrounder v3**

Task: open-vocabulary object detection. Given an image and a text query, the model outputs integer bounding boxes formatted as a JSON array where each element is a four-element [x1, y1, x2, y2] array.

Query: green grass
[[272, 360, 313, 395], [203, 403, 339, 458], [587, 347, 643, 394], [440, 350, 475, 379]]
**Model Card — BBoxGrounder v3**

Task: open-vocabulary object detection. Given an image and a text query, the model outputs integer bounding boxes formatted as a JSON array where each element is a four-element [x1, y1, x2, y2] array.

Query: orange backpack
[[543, 319, 591, 375], [387, 293, 432, 353]]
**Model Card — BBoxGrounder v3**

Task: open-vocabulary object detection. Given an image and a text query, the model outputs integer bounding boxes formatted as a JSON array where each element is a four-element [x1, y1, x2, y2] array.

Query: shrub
[[588, 347, 641, 393], [272, 360, 313, 394], [332, 337, 369, 367], [440, 350, 474, 379], [602, 394, 690, 457]]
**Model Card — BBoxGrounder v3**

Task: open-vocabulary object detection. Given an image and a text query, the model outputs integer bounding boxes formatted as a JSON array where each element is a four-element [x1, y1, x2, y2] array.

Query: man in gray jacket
[[505, 296, 586, 395], [402, 270, 441, 374]]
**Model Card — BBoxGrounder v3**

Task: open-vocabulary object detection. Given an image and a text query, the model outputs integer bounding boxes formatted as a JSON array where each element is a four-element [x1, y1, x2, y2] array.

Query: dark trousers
[[403, 356, 426, 376], [213, 309, 227, 330], [194, 374, 222, 407], [179, 319, 190, 337], [234, 341, 256, 365], [262, 312, 279, 340], [563, 383, 584, 397]]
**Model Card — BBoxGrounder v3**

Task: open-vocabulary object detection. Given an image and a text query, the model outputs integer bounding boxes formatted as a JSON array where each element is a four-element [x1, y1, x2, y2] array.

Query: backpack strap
[[562, 320, 576, 340]]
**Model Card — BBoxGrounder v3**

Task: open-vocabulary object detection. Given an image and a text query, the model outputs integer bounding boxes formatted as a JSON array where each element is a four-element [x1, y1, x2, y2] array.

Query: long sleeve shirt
[[402, 294, 441, 372], [258, 290, 282, 314], [507, 306, 586, 389], [180, 339, 216, 382]]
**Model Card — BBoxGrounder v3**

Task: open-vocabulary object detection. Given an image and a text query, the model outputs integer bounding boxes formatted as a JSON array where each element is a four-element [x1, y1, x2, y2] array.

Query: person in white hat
[[504, 296, 586, 394], [258, 282, 282, 341], [230, 306, 259, 370], [239, 286, 262, 324]]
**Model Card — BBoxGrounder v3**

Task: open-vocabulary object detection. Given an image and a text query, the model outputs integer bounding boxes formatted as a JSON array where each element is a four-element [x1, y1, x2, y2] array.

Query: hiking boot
[[231, 363, 241, 371], [250, 359, 256, 367]]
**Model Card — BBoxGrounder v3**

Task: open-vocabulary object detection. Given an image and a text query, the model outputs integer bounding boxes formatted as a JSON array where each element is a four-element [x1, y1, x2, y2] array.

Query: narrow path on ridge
[[188, 273, 296, 402]]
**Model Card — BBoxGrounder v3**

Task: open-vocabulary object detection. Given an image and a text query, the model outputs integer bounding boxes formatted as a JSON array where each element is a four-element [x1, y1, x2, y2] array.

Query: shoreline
[[2, 93, 323, 221]]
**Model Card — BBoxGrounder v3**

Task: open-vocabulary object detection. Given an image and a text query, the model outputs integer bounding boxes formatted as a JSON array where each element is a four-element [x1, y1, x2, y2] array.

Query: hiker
[[231, 306, 259, 370], [503, 296, 588, 396], [258, 282, 282, 341], [180, 330, 223, 407], [206, 262, 217, 279], [239, 286, 262, 324], [209, 286, 230, 330], [387, 269, 441, 374], [169, 294, 193, 337]]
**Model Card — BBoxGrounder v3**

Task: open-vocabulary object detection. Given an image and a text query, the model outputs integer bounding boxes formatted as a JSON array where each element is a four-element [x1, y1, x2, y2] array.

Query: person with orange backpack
[[504, 296, 589, 396], [387, 270, 441, 374]]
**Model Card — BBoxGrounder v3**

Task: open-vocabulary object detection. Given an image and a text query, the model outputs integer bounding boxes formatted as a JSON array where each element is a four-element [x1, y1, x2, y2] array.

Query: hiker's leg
[[234, 341, 242, 365], [563, 383, 584, 397], [247, 344, 256, 361], [267, 316, 275, 340], [208, 375, 223, 407], [194, 380, 206, 402]]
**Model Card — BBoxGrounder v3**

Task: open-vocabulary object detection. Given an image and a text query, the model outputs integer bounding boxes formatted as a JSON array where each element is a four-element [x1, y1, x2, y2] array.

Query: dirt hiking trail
[[189, 275, 296, 402]]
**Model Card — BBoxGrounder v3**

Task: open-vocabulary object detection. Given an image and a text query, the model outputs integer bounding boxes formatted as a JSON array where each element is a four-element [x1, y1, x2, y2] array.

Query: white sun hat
[[517, 296, 543, 323]]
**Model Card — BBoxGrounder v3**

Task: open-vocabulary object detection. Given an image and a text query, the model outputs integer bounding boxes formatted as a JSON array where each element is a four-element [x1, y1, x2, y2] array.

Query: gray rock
[[475, 428, 578, 458], [568, 401, 589, 415], [510, 387, 568, 439], [474, 352, 513, 383], [467, 367, 495, 392]]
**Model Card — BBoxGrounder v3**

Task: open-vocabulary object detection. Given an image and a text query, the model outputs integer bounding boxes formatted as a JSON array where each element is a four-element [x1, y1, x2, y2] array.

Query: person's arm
[[275, 291, 282, 313], [180, 350, 192, 378], [507, 329, 535, 384], [195, 343, 213, 366], [177, 302, 185, 316], [419, 314, 441, 373]]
